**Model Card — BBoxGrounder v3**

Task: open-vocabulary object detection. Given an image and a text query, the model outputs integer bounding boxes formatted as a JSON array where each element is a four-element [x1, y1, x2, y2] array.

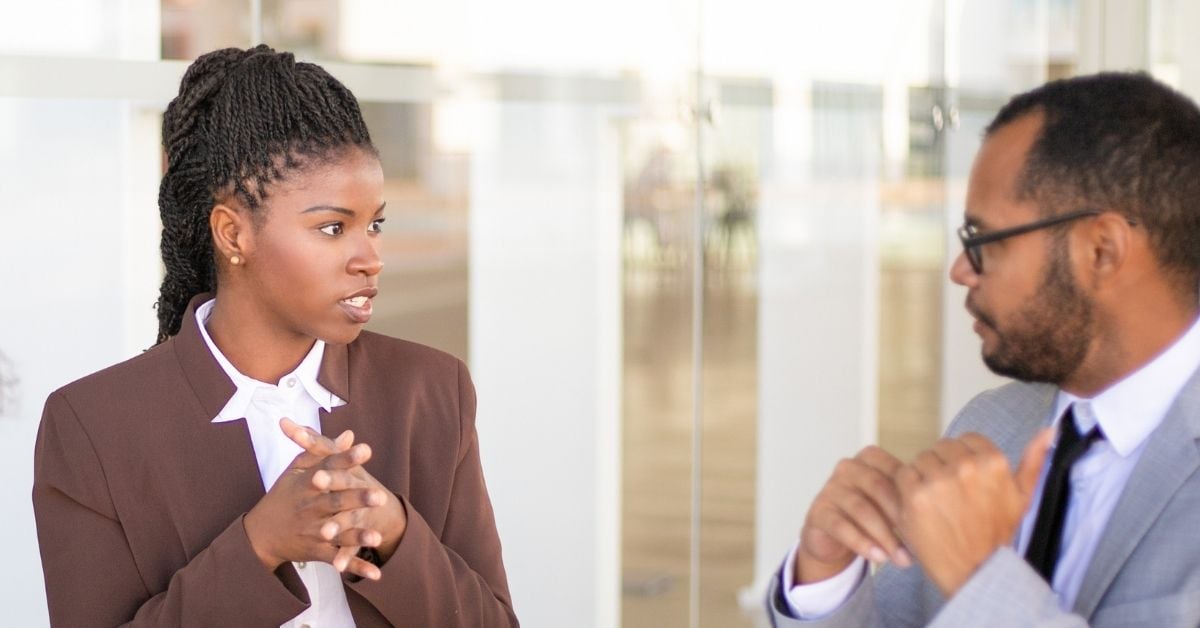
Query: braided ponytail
[[154, 45, 375, 344]]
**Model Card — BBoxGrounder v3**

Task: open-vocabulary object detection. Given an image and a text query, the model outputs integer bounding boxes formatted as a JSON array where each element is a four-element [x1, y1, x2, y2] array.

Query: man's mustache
[[965, 296, 998, 330]]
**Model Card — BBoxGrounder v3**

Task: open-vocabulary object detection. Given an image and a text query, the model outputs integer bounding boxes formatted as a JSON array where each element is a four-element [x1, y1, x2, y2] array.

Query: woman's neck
[[204, 296, 315, 384]]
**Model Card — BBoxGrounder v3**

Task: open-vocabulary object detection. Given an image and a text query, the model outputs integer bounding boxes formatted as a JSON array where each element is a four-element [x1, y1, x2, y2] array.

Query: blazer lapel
[[317, 340, 359, 441], [1072, 369, 1200, 618], [170, 294, 267, 519], [993, 384, 1057, 466]]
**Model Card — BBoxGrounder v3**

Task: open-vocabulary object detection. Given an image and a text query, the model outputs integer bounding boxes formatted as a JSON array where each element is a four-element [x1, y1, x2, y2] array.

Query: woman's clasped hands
[[244, 417, 408, 582]]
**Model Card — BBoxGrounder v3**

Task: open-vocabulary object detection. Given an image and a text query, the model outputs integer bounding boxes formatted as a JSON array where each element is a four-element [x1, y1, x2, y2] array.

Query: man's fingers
[[818, 485, 909, 567], [958, 432, 1003, 456], [841, 462, 903, 525], [815, 504, 878, 560], [835, 450, 909, 564], [857, 445, 903, 476], [909, 449, 946, 480], [1015, 428, 1055, 499], [815, 502, 902, 566], [929, 437, 974, 467]]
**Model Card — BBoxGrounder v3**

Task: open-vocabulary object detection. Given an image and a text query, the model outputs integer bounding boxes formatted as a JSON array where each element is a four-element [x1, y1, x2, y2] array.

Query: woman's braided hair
[[154, 45, 375, 344]]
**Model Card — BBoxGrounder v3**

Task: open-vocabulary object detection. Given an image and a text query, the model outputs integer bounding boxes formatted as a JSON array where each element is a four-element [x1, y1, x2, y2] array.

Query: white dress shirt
[[197, 299, 356, 628], [784, 315, 1200, 618]]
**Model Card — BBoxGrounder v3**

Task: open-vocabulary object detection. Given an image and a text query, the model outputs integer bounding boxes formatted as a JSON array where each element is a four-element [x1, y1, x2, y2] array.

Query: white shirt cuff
[[781, 542, 867, 619]]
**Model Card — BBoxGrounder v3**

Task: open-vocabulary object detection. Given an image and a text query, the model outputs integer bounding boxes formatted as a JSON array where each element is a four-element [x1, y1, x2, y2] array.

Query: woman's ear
[[210, 203, 253, 266]]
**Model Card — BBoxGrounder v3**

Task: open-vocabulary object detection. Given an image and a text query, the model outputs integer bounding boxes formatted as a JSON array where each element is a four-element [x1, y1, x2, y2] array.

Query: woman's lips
[[338, 296, 373, 323]]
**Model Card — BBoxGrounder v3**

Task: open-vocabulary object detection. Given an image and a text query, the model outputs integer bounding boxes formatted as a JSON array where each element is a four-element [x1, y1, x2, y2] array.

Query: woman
[[32, 45, 517, 627]]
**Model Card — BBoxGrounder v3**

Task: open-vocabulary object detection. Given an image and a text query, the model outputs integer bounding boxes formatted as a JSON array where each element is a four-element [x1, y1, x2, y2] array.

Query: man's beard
[[977, 245, 1094, 384]]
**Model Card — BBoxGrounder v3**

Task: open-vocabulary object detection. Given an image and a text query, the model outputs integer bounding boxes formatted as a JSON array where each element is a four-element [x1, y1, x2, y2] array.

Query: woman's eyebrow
[[301, 202, 387, 216], [301, 204, 354, 216]]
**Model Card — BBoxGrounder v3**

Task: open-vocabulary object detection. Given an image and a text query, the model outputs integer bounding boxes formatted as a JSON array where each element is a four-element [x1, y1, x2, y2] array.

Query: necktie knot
[[1053, 409, 1103, 467]]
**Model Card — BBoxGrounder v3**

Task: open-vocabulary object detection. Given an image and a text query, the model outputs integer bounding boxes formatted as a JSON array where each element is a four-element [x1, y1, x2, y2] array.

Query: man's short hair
[[987, 72, 1200, 297]]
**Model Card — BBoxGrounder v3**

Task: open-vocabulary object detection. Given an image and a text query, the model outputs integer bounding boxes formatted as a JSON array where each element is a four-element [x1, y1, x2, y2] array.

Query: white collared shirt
[[785, 315, 1200, 617], [1019, 313, 1200, 609], [197, 299, 356, 628]]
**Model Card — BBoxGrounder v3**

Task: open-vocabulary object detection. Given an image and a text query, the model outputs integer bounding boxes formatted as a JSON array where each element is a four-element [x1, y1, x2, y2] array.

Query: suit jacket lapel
[[1073, 368, 1200, 618], [170, 294, 267, 521], [992, 384, 1057, 468], [317, 340, 359, 441]]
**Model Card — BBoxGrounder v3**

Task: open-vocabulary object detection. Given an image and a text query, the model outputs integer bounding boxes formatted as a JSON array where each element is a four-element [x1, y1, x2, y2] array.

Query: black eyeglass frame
[[956, 208, 1127, 274]]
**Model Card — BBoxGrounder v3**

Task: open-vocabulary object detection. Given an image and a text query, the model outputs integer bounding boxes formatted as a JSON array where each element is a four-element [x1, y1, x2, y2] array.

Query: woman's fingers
[[280, 418, 354, 458], [312, 488, 387, 517], [311, 468, 371, 492], [305, 542, 379, 580], [323, 525, 382, 549], [319, 443, 373, 471], [332, 544, 359, 572], [343, 555, 382, 581]]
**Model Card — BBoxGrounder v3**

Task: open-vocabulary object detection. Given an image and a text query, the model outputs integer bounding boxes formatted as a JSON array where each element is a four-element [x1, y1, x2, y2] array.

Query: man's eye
[[368, 218, 386, 234], [319, 223, 344, 236]]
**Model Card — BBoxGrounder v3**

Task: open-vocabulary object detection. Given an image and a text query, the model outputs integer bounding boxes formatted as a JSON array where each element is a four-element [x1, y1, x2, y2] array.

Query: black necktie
[[1024, 406, 1103, 582]]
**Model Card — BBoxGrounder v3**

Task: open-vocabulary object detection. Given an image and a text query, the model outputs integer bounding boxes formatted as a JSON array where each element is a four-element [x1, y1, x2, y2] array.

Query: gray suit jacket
[[768, 372, 1200, 627]]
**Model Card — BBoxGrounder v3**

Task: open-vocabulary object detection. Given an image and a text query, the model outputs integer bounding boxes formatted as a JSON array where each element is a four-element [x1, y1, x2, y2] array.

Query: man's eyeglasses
[[957, 208, 1113, 274]]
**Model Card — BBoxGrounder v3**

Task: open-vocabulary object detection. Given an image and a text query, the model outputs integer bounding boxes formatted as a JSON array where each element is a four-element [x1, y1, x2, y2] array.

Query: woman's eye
[[319, 223, 344, 236], [368, 218, 386, 234]]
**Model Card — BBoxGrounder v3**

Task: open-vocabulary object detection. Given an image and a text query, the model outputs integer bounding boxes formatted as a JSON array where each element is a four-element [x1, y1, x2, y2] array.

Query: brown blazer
[[33, 295, 517, 627]]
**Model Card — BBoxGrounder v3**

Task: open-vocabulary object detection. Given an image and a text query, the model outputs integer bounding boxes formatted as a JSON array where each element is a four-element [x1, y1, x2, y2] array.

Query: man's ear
[[210, 203, 254, 265], [1080, 211, 1133, 287]]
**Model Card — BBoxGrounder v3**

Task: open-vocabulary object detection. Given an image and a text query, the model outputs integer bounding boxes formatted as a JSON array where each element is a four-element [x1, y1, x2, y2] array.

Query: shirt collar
[[1053, 315, 1200, 457], [195, 299, 345, 423]]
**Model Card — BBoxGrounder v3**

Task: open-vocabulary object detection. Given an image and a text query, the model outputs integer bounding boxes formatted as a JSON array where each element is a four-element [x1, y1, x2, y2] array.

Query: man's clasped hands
[[795, 428, 1056, 596]]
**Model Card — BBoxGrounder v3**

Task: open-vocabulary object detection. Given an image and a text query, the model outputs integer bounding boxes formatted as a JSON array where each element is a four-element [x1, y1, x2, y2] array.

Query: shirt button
[[286, 378, 297, 388], [300, 624, 311, 628], [297, 561, 306, 569]]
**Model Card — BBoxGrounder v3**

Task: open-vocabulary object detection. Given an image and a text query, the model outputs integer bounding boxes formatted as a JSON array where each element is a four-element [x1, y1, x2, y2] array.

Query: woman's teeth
[[341, 296, 369, 307]]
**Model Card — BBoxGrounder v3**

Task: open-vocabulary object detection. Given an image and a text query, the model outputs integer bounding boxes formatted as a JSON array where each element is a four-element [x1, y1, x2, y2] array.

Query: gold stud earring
[[230, 255, 241, 266]]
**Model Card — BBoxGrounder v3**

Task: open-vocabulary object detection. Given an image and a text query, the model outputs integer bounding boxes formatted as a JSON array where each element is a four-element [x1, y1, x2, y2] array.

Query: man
[[769, 72, 1200, 626]]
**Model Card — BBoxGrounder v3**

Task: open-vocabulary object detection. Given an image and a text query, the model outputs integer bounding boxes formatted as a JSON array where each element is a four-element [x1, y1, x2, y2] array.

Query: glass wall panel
[[259, 0, 697, 79], [940, 0, 1085, 421], [695, 80, 765, 628], [1, 1, 158, 59], [1149, 0, 1200, 100], [467, 91, 632, 626], [0, 96, 164, 628], [701, 1, 941, 612], [161, 0, 251, 60], [359, 100, 470, 361], [619, 114, 698, 627]]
